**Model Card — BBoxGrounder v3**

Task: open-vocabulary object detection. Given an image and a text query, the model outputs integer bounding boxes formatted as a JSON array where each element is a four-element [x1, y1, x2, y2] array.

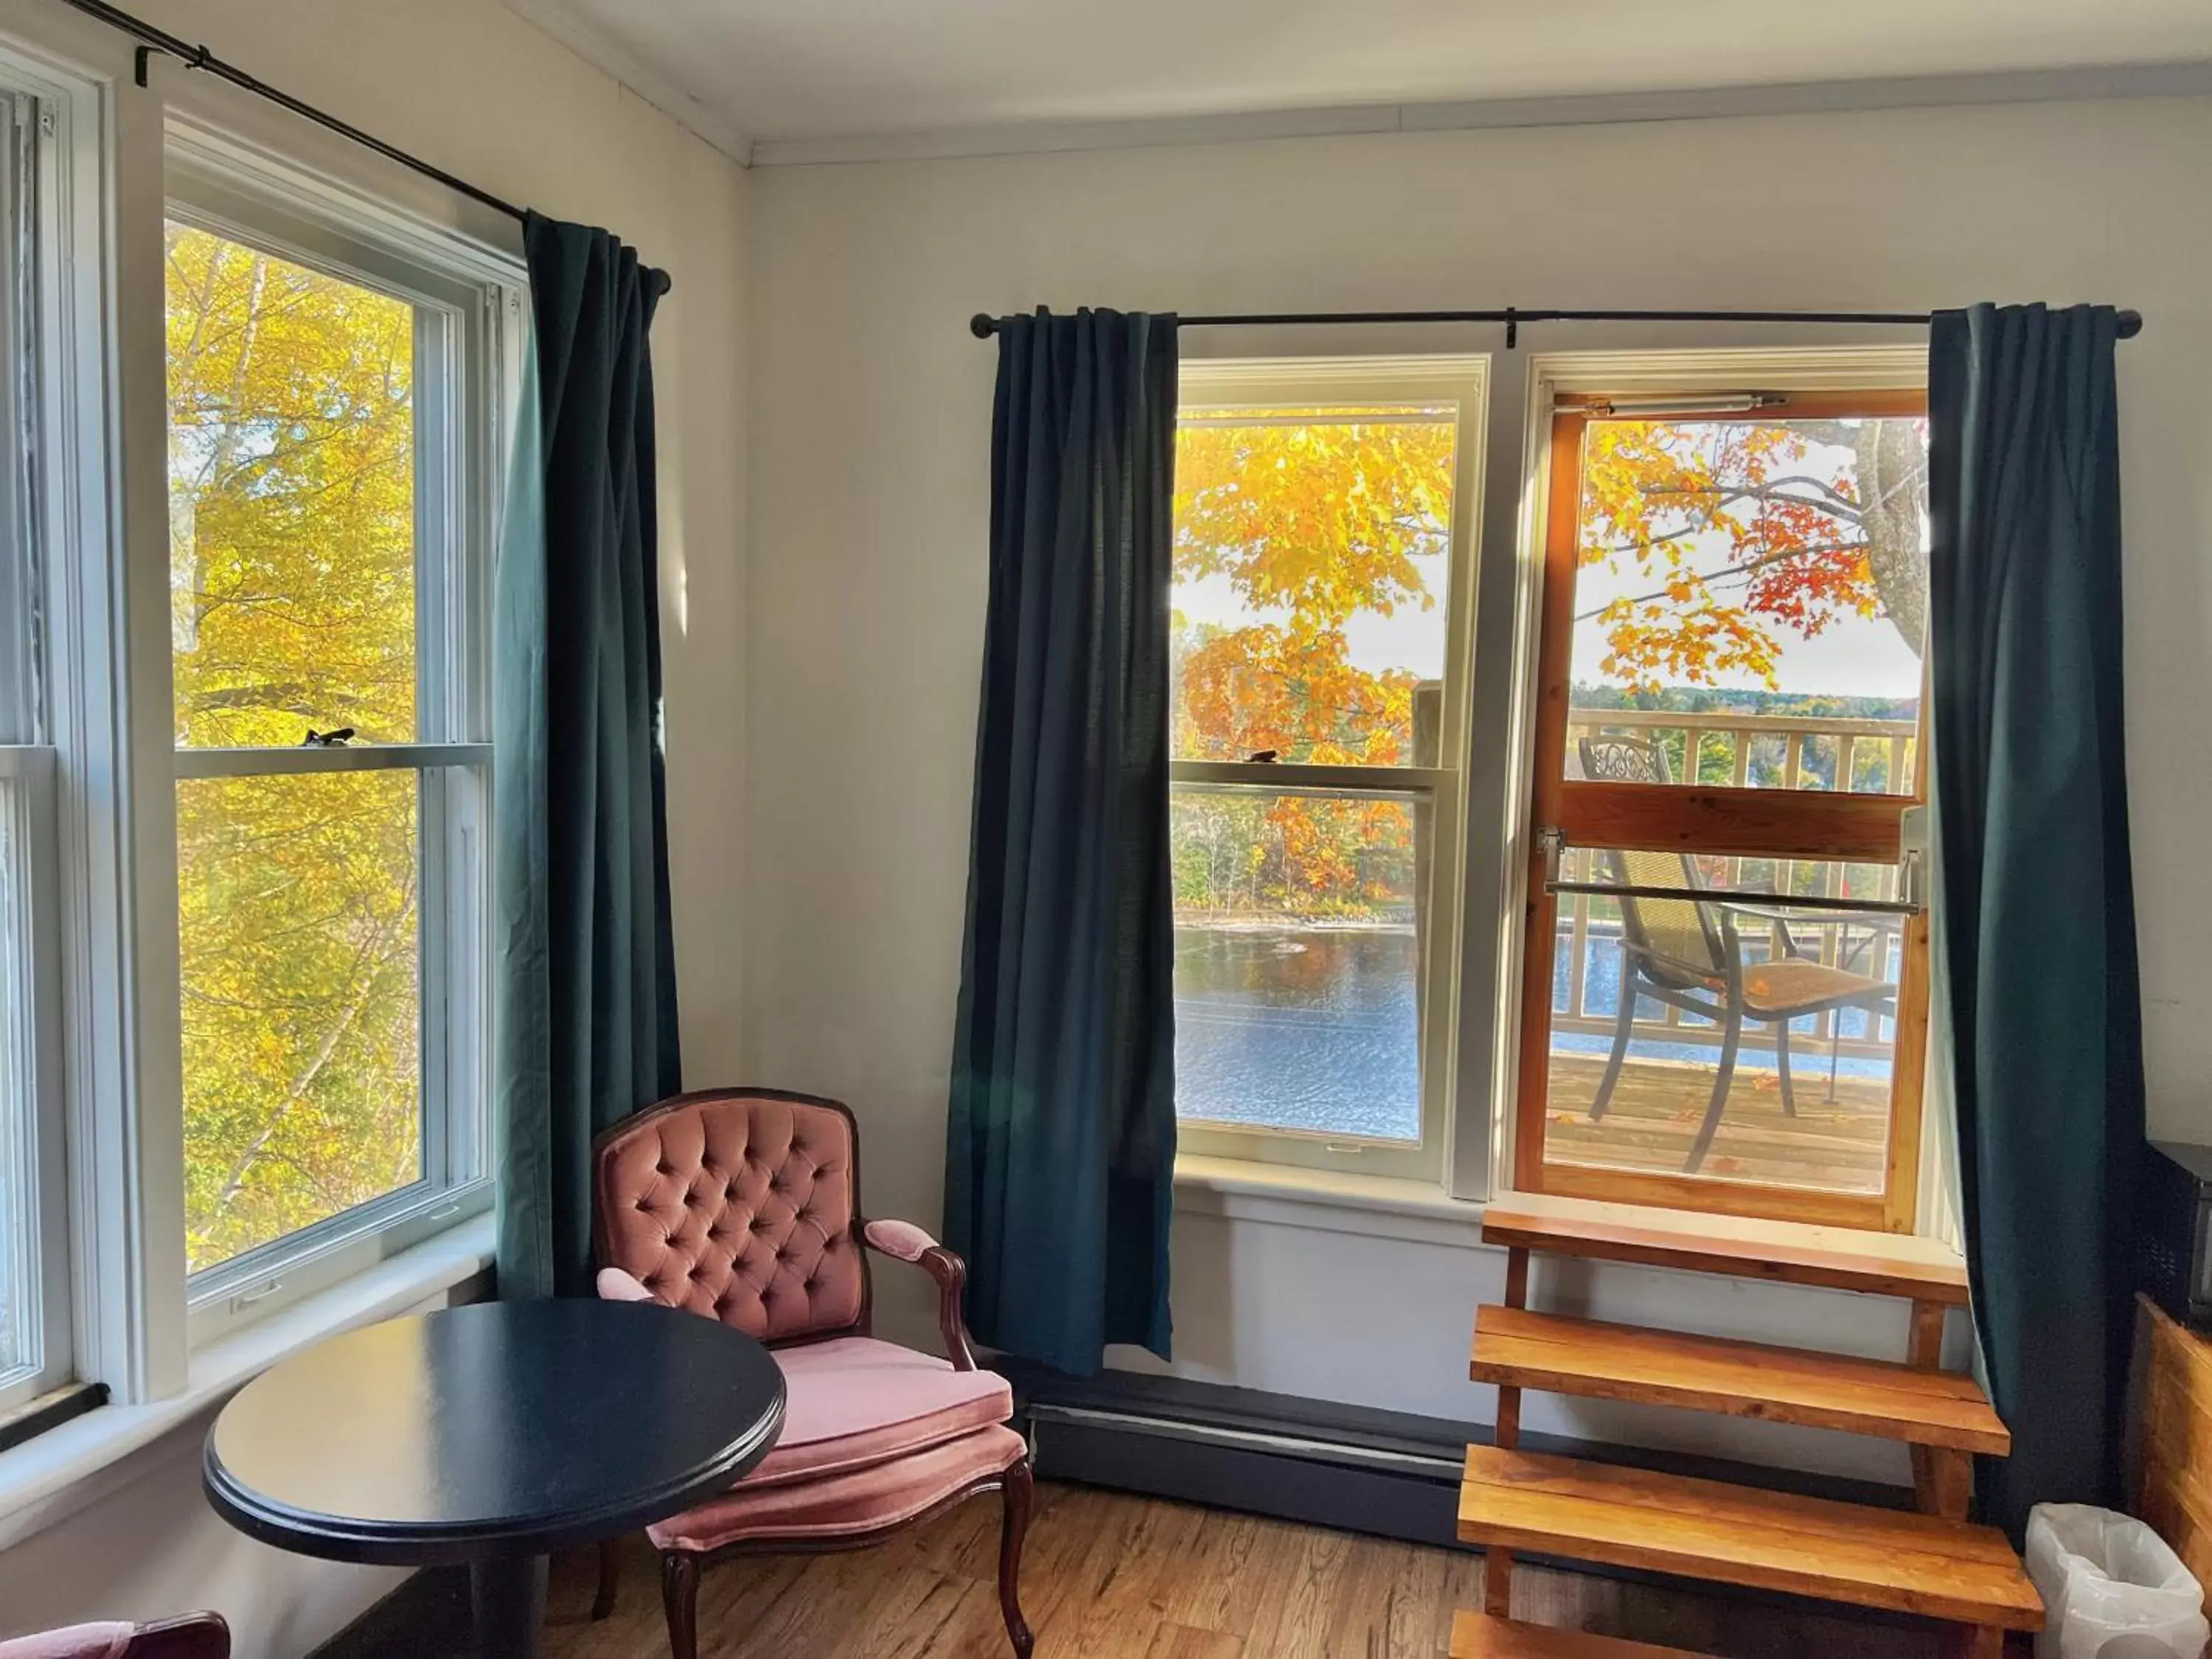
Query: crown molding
[[501, 0, 752, 165], [748, 58, 2212, 167]]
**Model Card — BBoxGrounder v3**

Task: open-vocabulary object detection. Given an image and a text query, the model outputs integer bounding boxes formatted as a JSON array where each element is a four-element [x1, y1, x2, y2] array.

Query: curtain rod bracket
[[1505, 307, 1518, 350]]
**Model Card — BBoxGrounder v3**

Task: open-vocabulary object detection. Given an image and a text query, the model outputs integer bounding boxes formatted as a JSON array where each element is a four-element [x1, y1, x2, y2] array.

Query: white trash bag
[[2026, 1503, 2211, 1659]]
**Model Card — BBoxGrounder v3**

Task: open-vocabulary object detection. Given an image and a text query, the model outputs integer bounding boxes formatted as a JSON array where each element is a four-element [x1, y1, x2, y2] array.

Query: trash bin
[[2026, 1503, 2211, 1659]]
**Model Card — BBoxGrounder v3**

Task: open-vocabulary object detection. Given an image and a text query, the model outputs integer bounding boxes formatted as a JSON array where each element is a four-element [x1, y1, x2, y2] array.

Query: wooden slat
[[1459, 1447, 2041, 1630], [1480, 1205, 1969, 1303], [2130, 1293, 2212, 1591], [1558, 780, 1907, 863], [1450, 1610, 1714, 1658], [1470, 1306, 2008, 1453]]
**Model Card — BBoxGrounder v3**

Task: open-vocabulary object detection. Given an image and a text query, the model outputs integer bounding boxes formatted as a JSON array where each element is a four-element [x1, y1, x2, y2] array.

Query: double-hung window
[[163, 145, 516, 1328], [1167, 359, 1484, 1180], [1, 80, 69, 1415]]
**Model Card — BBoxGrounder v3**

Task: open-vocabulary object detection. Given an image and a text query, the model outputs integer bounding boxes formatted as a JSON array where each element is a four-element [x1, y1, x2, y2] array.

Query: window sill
[[1172, 1155, 1489, 1248], [0, 1212, 495, 1551]]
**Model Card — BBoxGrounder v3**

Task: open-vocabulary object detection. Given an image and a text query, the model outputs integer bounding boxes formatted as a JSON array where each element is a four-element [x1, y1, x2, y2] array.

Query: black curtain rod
[[969, 305, 2144, 347], [52, 0, 672, 294]]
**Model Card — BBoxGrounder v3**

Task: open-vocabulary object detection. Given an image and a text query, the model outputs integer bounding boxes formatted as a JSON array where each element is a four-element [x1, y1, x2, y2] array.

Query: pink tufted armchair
[[589, 1088, 1032, 1659]]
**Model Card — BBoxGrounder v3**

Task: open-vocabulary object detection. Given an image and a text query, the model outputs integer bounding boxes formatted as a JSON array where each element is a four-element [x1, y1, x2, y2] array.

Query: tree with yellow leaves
[[166, 224, 425, 1272]]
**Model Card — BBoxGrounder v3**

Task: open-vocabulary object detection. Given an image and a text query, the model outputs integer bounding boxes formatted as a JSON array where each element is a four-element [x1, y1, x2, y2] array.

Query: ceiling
[[508, 0, 2212, 157]]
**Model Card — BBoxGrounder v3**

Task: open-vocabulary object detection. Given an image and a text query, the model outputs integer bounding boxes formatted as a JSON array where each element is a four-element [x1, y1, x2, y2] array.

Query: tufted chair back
[[591, 1089, 869, 1343]]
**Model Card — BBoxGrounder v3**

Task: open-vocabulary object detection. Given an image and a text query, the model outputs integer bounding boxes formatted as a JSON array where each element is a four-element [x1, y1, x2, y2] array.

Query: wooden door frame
[[1511, 394, 1930, 1234]]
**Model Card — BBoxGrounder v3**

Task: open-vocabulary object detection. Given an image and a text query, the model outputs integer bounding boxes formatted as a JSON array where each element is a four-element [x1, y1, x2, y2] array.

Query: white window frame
[[160, 127, 522, 1346], [0, 64, 82, 1419], [0, 751, 68, 1417], [1169, 357, 1487, 1184]]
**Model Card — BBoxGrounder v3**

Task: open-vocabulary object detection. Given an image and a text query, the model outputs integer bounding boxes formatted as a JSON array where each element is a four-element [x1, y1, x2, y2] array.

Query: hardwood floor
[[542, 1481, 1939, 1658]]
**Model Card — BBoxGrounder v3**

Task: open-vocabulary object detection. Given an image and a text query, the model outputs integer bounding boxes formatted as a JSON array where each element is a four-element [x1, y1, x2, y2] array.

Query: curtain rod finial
[[970, 313, 999, 339]]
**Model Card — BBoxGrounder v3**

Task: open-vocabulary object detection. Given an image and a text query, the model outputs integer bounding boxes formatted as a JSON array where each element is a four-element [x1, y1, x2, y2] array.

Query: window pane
[[0, 775, 32, 1373], [1543, 845, 1905, 1194], [1172, 406, 1456, 767], [165, 225, 417, 747], [1172, 787, 1425, 1142], [178, 771, 422, 1272], [1565, 417, 1927, 793]]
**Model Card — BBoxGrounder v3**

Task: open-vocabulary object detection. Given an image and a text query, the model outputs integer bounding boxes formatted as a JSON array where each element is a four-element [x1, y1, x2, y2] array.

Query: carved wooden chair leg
[[591, 1537, 622, 1621], [660, 1551, 701, 1659], [998, 1457, 1036, 1658]]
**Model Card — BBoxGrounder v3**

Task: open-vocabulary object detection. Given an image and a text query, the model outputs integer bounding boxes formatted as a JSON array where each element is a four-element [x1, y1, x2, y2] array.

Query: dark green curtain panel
[[1928, 302, 2140, 1534], [495, 213, 682, 1301], [945, 308, 1180, 1376]]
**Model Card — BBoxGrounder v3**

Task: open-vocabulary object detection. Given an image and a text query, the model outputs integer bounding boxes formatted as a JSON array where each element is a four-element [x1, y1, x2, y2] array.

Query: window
[[1169, 361, 1483, 1179], [162, 156, 512, 1325], [0, 80, 70, 1416], [1512, 387, 1931, 1228]]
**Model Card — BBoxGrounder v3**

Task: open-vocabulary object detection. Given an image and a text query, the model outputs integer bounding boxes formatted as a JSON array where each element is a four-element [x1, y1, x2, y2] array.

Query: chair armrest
[[863, 1220, 978, 1371], [597, 1266, 661, 1304]]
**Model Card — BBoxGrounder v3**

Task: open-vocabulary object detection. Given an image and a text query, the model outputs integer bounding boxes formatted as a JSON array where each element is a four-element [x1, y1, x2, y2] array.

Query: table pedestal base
[[470, 1555, 548, 1659]]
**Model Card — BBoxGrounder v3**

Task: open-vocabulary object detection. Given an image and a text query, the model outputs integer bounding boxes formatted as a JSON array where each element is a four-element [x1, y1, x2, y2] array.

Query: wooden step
[[1481, 1205, 1969, 1304], [1472, 1305, 2009, 1453], [1459, 1445, 2041, 1630], [1450, 1610, 1715, 1658]]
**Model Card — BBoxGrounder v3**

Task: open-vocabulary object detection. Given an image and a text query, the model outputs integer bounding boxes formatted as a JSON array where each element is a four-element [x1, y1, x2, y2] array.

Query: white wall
[[740, 97, 2212, 1478], [0, 0, 747, 1651]]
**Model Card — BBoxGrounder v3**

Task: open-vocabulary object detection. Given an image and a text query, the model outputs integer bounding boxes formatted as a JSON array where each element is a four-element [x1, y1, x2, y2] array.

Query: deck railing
[[1554, 705, 1919, 1068]]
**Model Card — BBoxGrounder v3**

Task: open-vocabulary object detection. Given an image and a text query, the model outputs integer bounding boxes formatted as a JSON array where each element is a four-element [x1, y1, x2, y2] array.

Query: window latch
[[301, 726, 355, 747]]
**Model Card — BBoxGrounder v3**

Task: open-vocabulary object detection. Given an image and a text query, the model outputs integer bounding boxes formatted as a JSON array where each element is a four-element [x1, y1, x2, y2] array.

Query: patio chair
[[1576, 737, 1899, 1172]]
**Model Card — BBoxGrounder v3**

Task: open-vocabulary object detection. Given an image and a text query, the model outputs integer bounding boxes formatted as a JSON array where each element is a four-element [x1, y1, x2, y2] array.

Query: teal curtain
[[494, 213, 681, 1301], [945, 309, 1179, 1375], [1928, 302, 2140, 1534]]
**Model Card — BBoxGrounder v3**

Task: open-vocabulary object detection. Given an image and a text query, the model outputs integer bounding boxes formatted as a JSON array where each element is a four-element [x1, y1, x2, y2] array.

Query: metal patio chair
[[1577, 736, 1899, 1172]]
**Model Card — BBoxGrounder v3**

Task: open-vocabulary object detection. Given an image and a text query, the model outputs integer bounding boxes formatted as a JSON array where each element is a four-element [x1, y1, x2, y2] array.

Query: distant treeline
[[1568, 684, 1918, 723]]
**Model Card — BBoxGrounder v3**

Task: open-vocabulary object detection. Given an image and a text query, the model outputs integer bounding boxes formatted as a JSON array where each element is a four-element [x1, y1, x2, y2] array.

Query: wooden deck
[[1541, 1051, 1890, 1194]]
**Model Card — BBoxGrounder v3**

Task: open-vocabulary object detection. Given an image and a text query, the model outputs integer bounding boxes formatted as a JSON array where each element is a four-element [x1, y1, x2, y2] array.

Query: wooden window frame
[[1512, 390, 1931, 1233]]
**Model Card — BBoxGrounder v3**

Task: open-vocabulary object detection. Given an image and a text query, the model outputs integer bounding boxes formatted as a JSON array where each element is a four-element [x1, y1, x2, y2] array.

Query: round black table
[[204, 1298, 785, 1658]]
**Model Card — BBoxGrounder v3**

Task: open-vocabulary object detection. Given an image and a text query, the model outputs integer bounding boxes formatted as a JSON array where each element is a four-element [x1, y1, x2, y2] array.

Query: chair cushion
[[648, 1424, 1026, 1551], [746, 1337, 1012, 1487], [594, 1093, 863, 1340], [0, 1626, 133, 1659]]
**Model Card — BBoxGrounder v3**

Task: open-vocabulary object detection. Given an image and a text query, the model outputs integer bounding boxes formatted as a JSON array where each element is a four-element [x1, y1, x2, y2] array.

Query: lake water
[[1173, 925, 1421, 1141]]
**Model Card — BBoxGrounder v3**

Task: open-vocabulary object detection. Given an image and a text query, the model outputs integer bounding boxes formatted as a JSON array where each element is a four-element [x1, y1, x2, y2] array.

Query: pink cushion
[[746, 1338, 1011, 1486], [597, 1266, 656, 1302], [0, 1626, 133, 1659], [863, 1218, 936, 1261], [648, 1425, 1026, 1551]]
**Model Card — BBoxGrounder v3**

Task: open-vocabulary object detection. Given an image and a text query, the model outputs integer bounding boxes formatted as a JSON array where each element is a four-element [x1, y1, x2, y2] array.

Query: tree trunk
[[1854, 419, 1928, 658]]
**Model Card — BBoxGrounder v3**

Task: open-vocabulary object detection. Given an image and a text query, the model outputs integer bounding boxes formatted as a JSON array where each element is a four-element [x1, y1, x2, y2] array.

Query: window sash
[[1509, 394, 1933, 1231], [0, 745, 69, 1411], [1167, 359, 1485, 1181], [161, 167, 509, 1340]]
